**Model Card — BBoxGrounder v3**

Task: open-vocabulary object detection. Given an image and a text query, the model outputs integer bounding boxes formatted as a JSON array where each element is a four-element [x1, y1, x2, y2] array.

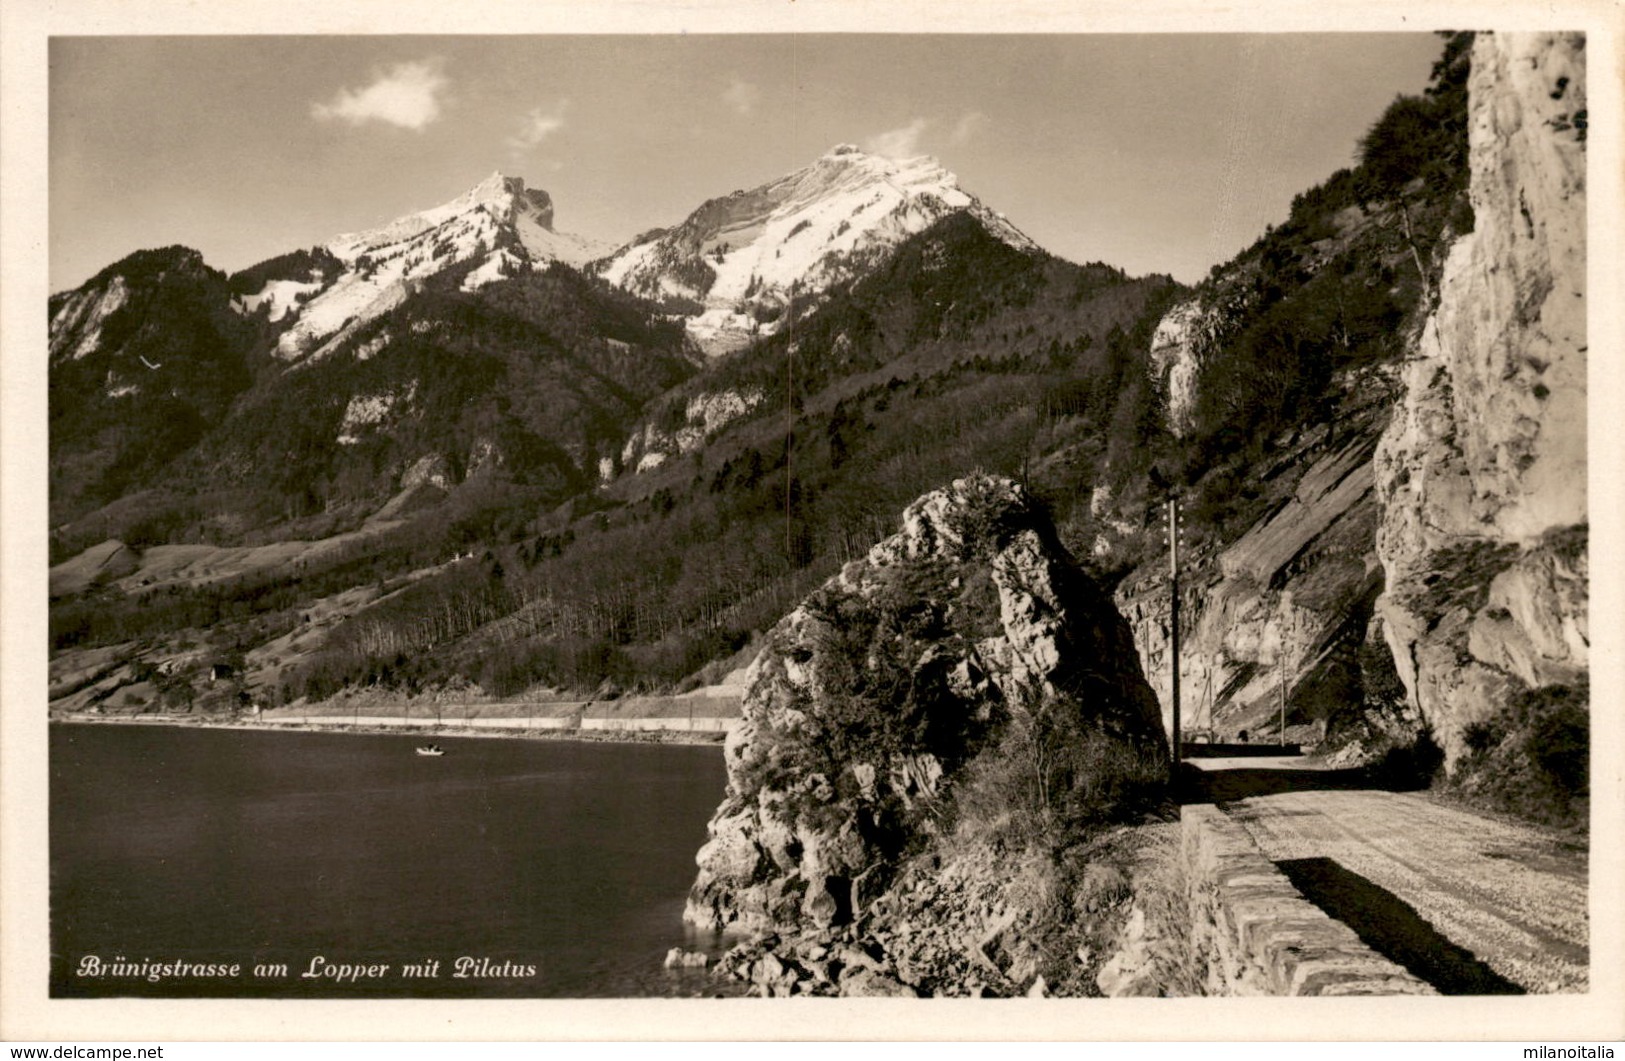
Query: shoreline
[[49, 712, 730, 747]]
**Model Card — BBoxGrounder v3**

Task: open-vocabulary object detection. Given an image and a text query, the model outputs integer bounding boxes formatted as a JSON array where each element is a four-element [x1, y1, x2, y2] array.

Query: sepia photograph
[[3, 0, 1620, 1044]]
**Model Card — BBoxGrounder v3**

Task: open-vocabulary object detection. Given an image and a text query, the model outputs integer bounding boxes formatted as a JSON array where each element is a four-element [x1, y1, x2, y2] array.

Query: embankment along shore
[[50, 710, 733, 747]]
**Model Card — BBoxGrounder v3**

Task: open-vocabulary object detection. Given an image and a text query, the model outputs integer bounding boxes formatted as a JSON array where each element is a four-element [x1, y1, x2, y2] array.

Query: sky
[[49, 34, 1446, 293]]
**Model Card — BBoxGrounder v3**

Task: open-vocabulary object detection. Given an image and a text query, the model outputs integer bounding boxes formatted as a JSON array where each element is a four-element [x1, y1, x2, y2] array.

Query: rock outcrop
[[1147, 288, 1257, 438], [685, 474, 1166, 994], [618, 388, 766, 475], [1373, 32, 1588, 766], [1116, 395, 1398, 749]]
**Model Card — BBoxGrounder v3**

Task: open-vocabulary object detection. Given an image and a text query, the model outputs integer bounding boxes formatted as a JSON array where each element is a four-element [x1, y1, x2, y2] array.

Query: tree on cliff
[[1356, 31, 1475, 302]]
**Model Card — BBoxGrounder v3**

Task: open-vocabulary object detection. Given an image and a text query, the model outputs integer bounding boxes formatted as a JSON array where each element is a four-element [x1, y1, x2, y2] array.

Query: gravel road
[[1191, 756, 1587, 994]]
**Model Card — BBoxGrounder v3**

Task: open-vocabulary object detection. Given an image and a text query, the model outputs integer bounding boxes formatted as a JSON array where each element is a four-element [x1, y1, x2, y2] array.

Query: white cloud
[[722, 76, 760, 116], [863, 118, 930, 159], [507, 100, 569, 154], [950, 110, 988, 146], [312, 59, 449, 131]]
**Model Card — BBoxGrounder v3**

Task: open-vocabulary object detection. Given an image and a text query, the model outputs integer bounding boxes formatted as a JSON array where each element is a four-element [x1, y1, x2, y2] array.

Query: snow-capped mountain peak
[[596, 145, 1038, 355], [252, 173, 612, 363], [327, 171, 563, 262]]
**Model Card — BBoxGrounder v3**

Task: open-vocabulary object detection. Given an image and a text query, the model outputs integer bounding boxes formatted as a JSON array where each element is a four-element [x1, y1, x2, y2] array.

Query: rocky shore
[[688, 823, 1172, 998]]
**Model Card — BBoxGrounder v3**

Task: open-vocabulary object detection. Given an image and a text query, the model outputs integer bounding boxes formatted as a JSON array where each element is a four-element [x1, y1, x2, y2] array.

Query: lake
[[49, 723, 736, 997]]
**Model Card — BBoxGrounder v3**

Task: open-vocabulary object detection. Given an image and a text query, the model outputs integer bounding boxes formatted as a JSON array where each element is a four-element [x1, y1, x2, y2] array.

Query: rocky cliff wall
[[1119, 33, 1587, 769], [617, 387, 766, 476], [1147, 287, 1258, 438], [1115, 400, 1403, 751], [1373, 32, 1588, 766]]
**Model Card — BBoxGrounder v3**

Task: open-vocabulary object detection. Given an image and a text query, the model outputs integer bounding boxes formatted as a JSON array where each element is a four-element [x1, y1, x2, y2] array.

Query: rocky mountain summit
[[47, 246, 256, 523], [685, 474, 1167, 995], [254, 172, 614, 364], [596, 145, 1038, 354]]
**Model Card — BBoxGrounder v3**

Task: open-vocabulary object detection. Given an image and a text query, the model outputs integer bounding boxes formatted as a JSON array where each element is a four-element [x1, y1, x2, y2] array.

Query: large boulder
[[685, 473, 1166, 935]]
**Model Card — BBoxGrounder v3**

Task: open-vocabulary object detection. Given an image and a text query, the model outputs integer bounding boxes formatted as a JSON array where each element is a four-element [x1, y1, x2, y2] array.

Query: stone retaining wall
[[1183, 804, 1435, 995]]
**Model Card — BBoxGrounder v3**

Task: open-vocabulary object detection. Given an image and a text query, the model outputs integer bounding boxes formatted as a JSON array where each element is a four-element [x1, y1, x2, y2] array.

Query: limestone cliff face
[[1128, 237, 1400, 751], [1118, 33, 1587, 766], [686, 474, 1165, 949], [1147, 301, 1207, 437], [1373, 32, 1588, 766], [1147, 288, 1257, 438], [1116, 409, 1397, 748], [617, 387, 766, 476]]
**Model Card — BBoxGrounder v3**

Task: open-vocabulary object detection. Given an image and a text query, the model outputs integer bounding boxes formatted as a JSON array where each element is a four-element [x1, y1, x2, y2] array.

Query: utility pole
[[1167, 496, 1182, 771], [1279, 666, 1287, 747]]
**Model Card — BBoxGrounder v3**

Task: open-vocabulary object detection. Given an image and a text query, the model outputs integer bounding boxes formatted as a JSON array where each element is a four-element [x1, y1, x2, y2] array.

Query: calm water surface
[[50, 724, 733, 997]]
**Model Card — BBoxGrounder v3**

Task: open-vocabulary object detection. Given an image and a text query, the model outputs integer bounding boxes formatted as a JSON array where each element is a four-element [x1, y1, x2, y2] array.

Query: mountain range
[[46, 143, 1070, 548]]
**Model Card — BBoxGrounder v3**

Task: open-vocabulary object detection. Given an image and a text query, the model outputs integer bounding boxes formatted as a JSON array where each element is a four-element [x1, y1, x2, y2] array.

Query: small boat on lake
[[416, 744, 446, 757]]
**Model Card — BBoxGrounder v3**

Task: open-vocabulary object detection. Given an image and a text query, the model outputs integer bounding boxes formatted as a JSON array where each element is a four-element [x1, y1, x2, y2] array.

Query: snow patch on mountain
[[293, 283, 413, 364], [235, 277, 325, 322], [461, 248, 526, 291], [598, 146, 1038, 355]]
